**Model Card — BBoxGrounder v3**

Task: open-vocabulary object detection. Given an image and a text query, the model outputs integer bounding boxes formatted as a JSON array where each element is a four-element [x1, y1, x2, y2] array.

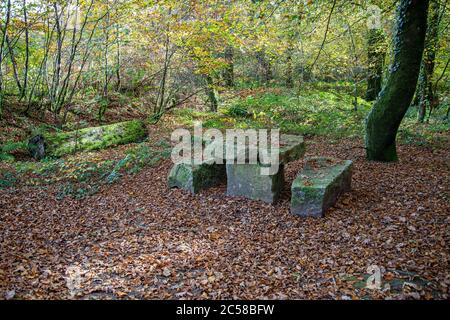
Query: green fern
[[0, 141, 28, 162]]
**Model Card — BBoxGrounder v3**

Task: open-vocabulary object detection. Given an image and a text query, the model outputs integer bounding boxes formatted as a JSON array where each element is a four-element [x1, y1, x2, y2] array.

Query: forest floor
[[0, 88, 449, 300], [0, 134, 448, 300]]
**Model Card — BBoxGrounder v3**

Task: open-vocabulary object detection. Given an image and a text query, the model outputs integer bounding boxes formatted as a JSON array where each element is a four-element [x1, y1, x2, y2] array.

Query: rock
[[226, 163, 284, 203], [278, 134, 306, 163], [28, 120, 147, 159], [200, 133, 305, 164], [291, 157, 352, 217], [168, 162, 226, 194], [28, 134, 46, 160]]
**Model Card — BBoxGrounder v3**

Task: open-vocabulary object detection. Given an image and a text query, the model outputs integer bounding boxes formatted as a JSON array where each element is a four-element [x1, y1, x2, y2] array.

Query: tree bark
[[223, 46, 234, 87], [205, 75, 218, 112], [0, 0, 11, 119], [416, 0, 440, 123], [256, 50, 273, 85], [366, 29, 386, 101], [286, 39, 294, 88], [21, 0, 29, 100], [115, 18, 121, 92], [365, 0, 429, 162], [5, 35, 23, 94]]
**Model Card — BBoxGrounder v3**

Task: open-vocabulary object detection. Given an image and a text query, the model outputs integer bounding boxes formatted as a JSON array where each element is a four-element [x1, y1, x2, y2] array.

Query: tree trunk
[[256, 50, 273, 85], [100, 9, 110, 123], [0, 0, 11, 119], [366, 29, 386, 101], [223, 46, 234, 87], [205, 75, 218, 112], [286, 44, 294, 88], [5, 35, 23, 94], [416, 0, 440, 123], [21, 0, 29, 100], [115, 20, 121, 92], [365, 0, 429, 162]]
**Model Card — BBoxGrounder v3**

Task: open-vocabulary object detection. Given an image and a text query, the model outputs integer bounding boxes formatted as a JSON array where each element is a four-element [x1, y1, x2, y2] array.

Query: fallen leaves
[[0, 136, 448, 300], [5, 290, 15, 300]]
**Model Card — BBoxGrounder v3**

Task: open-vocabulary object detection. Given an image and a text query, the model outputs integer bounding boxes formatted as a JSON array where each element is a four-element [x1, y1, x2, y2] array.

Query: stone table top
[[189, 133, 305, 165]]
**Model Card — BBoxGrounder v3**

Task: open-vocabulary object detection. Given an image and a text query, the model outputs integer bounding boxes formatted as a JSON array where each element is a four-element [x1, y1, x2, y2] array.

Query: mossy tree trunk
[[416, 0, 440, 123], [0, 0, 11, 120], [286, 53, 293, 88], [365, 0, 429, 162], [205, 75, 218, 112], [286, 40, 294, 88], [223, 46, 234, 87], [366, 29, 386, 101], [256, 50, 273, 85]]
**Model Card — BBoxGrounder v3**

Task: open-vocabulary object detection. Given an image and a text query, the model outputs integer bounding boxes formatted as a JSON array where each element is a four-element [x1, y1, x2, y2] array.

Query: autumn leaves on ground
[[0, 0, 449, 301], [0, 128, 448, 299]]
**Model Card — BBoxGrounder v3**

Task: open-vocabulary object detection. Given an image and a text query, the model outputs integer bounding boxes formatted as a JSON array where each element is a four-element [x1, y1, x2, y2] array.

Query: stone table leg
[[226, 163, 284, 203], [168, 162, 226, 194]]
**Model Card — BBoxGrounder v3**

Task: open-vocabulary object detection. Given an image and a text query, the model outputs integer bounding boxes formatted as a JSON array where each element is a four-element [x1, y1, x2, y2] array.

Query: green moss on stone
[[226, 163, 284, 203], [37, 120, 147, 158], [168, 162, 226, 194], [291, 157, 352, 217]]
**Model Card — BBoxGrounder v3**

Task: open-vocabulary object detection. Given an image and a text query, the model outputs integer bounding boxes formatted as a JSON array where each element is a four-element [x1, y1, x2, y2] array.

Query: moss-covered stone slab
[[226, 163, 284, 203], [28, 135, 46, 160], [226, 134, 305, 164], [168, 162, 226, 194], [28, 120, 147, 159], [194, 133, 304, 165], [291, 157, 352, 217]]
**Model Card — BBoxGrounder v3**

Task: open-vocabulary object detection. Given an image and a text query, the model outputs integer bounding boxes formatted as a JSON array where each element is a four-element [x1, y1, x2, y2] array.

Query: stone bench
[[290, 157, 352, 217], [168, 134, 305, 203]]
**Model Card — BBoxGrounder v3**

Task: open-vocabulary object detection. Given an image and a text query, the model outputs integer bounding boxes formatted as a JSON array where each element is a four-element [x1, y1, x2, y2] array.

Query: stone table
[[168, 134, 305, 203]]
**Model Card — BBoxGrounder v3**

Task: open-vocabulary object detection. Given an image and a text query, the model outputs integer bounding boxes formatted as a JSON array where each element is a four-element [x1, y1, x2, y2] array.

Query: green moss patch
[[30, 120, 147, 158]]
